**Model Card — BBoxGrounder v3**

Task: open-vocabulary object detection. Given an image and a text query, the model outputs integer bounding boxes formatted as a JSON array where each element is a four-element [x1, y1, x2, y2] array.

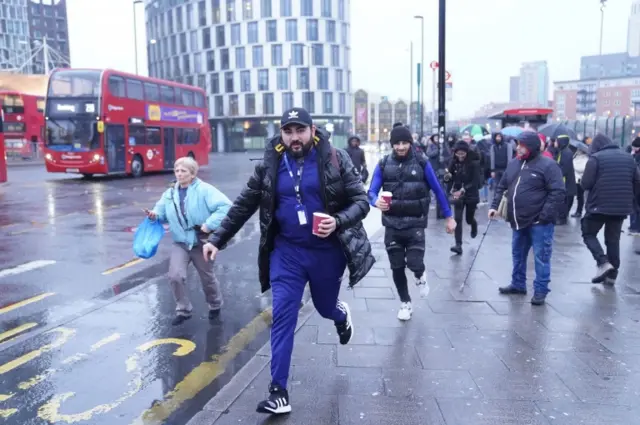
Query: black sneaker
[[256, 384, 291, 415], [335, 301, 354, 345], [171, 311, 192, 326], [470, 222, 478, 239], [530, 293, 546, 305], [450, 245, 462, 255], [498, 285, 527, 295]]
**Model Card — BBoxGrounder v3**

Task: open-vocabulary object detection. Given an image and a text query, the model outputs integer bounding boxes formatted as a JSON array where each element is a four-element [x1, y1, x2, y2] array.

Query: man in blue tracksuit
[[368, 125, 456, 321], [203, 107, 374, 414]]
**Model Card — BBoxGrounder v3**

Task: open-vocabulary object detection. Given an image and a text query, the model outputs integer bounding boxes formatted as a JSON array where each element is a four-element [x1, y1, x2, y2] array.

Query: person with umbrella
[[549, 129, 576, 225], [571, 136, 591, 218]]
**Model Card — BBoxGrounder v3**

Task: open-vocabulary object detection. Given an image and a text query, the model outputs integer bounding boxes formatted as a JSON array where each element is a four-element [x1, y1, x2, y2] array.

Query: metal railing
[[559, 116, 637, 147]]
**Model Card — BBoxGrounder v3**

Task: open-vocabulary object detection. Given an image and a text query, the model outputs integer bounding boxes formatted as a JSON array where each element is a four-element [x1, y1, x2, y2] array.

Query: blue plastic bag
[[133, 218, 165, 259]]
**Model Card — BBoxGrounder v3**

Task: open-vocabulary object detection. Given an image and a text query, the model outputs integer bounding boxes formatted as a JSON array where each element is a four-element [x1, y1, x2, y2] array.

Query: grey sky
[[66, 0, 632, 118]]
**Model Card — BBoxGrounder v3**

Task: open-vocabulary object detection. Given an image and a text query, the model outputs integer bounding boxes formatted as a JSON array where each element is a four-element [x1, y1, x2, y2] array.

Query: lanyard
[[283, 153, 304, 205]]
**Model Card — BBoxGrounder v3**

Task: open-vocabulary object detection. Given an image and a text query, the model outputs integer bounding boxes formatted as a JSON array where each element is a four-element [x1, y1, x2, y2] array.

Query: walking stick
[[458, 219, 493, 292]]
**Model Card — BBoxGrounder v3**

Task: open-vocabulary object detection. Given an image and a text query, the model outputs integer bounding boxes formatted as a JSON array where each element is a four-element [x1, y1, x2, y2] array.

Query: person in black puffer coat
[[446, 141, 480, 254], [580, 133, 640, 285], [346, 135, 369, 183], [551, 134, 577, 224]]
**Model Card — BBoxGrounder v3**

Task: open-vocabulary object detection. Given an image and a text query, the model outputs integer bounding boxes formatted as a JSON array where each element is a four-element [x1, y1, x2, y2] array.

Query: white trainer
[[397, 302, 413, 321]]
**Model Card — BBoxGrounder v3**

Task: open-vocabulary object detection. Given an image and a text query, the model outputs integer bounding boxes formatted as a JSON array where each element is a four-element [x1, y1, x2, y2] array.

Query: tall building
[[509, 76, 520, 102], [0, 0, 30, 72], [628, 0, 640, 57], [580, 53, 640, 80], [518, 61, 549, 106], [145, 0, 353, 152]]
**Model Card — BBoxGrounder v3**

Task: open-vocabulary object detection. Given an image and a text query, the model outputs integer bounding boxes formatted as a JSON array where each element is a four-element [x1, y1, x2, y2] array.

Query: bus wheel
[[82, 174, 94, 179], [131, 155, 144, 178], [187, 151, 195, 159]]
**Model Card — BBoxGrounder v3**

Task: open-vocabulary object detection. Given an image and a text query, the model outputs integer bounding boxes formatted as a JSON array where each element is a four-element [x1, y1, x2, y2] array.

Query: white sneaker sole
[[259, 404, 292, 414], [339, 301, 354, 344], [397, 311, 413, 321]]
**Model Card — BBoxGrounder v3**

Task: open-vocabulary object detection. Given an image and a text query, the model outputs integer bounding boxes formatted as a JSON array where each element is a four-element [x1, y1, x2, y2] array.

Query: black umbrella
[[569, 139, 589, 154], [538, 123, 578, 140]]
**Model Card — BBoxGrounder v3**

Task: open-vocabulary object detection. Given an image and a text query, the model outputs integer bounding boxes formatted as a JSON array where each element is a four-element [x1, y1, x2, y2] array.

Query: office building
[[628, 0, 640, 56], [509, 76, 519, 102], [145, 0, 353, 152], [0, 0, 30, 72], [518, 61, 549, 106]]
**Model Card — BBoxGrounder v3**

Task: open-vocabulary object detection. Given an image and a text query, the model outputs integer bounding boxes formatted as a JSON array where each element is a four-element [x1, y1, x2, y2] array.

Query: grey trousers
[[167, 242, 223, 315]]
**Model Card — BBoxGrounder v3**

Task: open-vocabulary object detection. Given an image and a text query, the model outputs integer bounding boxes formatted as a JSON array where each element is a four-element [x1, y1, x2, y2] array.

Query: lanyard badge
[[283, 154, 308, 226]]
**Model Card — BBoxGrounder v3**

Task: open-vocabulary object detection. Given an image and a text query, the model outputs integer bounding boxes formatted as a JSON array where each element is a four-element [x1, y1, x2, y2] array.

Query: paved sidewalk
[[189, 213, 640, 425]]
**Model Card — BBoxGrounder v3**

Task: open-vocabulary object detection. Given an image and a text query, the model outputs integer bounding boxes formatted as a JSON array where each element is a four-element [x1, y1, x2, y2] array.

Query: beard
[[287, 140, 312, 158]]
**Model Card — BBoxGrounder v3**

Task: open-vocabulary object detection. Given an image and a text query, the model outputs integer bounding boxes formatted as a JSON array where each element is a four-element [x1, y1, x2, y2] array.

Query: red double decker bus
[[1, 91, 45, 159], [43, 68, 211, 177]]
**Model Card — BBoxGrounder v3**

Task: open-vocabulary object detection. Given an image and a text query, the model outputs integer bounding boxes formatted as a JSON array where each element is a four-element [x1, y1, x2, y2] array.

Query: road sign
[[430, 61, 439, 70], [445, 71, 451, 82]]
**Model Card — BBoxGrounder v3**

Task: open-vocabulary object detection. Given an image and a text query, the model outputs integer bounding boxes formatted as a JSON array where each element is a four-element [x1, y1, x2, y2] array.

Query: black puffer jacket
[[552, 137, 577, 197], [447, 142, 480, 204], [581, 134, 640, 216], [208, 129, 375, 292]]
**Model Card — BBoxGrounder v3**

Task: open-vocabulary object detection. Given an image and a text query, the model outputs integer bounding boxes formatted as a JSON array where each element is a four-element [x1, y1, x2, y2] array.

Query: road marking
[[102, 259, 145, 276], [0, 292, 56, 315], [131, 308, 273, 425], [0, 323, 38, 343], [90, 333, 121, 351], [0, 260, 56, 279], [0, 328, 75, 375]]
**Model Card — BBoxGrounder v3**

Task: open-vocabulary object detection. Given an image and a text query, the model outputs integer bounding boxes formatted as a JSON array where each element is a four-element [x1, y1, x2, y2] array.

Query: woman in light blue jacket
[[146, 156, 232, 325]]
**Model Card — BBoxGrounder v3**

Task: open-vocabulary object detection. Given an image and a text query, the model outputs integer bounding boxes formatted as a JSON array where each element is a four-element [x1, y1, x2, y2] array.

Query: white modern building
[[145, 0, 353, 151], [628, 0, 640, 57], [518, 61, 549, 107]]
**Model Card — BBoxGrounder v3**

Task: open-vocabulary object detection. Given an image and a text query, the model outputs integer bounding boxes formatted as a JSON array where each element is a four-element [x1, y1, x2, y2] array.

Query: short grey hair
[[174, 156, 199, 176]]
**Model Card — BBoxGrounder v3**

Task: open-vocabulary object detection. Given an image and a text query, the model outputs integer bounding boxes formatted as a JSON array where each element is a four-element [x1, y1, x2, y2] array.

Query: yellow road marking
[[131, 308, 273, 425], [0, 322, 38, 343], [102, 258, 145, 276], [0, 408, 17, 419], [0, 328, 75, 375], [0, 293, 55, 315], [0, 394, 12, 402], [90, 333, 121, 351]]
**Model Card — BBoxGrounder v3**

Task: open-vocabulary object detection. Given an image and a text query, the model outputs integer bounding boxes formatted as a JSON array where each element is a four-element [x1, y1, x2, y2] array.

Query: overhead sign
[[147, 104, 203, 124], [430, 61, 439, 70]]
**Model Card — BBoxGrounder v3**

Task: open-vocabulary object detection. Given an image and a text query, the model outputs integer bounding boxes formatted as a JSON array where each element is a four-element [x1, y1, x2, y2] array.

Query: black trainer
[[450, 245, 462, 255], [470, 222, 478, 239], [335, 301, 354, 345], [171, 311, 192, 326], [256, 384, 291, 414], [530, 293, 546, 305], [498, 285, 527, 295]]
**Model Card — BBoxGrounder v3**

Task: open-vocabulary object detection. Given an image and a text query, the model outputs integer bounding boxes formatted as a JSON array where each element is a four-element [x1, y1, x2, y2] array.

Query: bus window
[[128, 125, 146, 145], [146, 127, 161, 145], [108, 75, 126, 97], [194, 92, 205, 108], [181, 90, 193, 106], [126, 79, 144, 100], [48, 70, 101, 97], [144, 83, 160, 102], [1, 95, 25, 113], [182, 128, 199, 145], [3, 122, 25, 132], [160, 85, 174, 103], [36, 97, 45, 112]]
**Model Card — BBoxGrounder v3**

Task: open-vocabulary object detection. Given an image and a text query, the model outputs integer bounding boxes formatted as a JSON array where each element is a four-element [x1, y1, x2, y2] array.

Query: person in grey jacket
[[581, 134, 640, 285]]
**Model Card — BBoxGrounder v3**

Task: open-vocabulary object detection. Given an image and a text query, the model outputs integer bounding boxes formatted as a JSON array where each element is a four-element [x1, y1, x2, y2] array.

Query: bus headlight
[[45, 153, 52, 161], [93, 153, 101, 162]]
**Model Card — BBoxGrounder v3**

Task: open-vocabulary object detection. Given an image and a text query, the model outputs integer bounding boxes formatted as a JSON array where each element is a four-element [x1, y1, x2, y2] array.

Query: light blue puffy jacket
[[152, 178, 232, 249]]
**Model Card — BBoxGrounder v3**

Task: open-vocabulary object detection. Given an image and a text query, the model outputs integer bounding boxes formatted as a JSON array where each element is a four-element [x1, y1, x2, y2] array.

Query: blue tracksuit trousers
[[269, 240, 347, 389]]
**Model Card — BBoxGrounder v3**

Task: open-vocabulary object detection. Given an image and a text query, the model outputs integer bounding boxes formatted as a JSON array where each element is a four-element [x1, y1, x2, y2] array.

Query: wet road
[[0, 150, 384, 425]]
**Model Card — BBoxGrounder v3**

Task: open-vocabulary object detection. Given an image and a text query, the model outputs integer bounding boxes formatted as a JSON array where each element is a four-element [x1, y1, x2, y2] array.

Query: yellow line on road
[[0, 328, 76, 375], [102, 259, 145, 276], [0, 322, 38, 343], [130, 308, 273, 425], [0, 293, 55, 315]]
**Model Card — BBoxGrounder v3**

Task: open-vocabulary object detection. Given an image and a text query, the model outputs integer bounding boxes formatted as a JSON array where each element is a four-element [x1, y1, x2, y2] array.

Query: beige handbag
[[497, 194, 508, 219]]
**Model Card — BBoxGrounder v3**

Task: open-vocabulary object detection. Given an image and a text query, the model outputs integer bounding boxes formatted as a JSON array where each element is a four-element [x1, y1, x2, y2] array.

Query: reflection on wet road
[[0, 152, 348, 425]]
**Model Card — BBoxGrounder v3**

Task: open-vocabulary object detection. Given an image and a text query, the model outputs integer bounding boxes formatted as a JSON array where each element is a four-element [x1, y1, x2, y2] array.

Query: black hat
[[392, 122, 404, 129], [632, 137, 640, 148], [390, 126, 413, 145], [516, 131, 541, 152], [453, 141, 469, 153], [280, 107, 313, 129]]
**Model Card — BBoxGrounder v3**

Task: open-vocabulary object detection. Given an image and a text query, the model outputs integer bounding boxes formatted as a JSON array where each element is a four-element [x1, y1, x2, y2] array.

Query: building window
[[198, 0, 207, 25], [191, 30, 199, 50], [323, 92, 333, 113], [261, 0, 272, 17], [326, 20, 336, 42], [258, 69, 269, 90], [252, 45, 263, 67], [231, 23, 241, 44], [291, 44, 303, 65], [297, 68, 309, 90], [285, 19, 297, 41], [243, 0, 253, 19], [247, 21, 258, 43], [235, 46, 246, 68], [227, 0, 236, 21], [341, 23, 348, 44], [277, 68, 289, 90], [180, 33, 188, 52], [240, 70, 251, 91], [229, 94, 239, 115], [176, 6, 184, 32], [221, 48, 230, 69], [312, 44, 323, 66], [210, 73, 220, 93], [182, 55, 190, 74], [339, 93, 346, 114], [301, 0, 313, 16], [335, 69, 343, 90], [194, 52, 203, 73], [306, 19, 318, 41], [281, 0, 292, 16], [338, 0, 344, 20], [303, 92, 314, 113], [263, 93, 275, 114], [202, 28, 211, 49], [271, 44, 283, 66], [207, 50, 216, 71], [266, 19, 277, 42], [245, 93, 256, 115], [214, 95, 223, 116], [321, 0, 332, 17], [317, 68, 328, 90], [216, 25, 225, 46], [331, 45, 340, 67], [283, 91, 294, 110], [225, 71, 235, 92], [186, 3, 194, 29]]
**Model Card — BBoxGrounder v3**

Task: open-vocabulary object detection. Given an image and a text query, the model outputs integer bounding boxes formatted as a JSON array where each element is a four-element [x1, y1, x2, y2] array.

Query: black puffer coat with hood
[[552, 136, 577, 197]]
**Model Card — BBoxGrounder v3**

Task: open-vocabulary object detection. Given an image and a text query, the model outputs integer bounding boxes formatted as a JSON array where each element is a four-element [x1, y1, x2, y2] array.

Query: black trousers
[[558, 195, 573, 221], [384, 227, 426, 302], [453, 202, 478, 245], [574, 185, 584, 214], [581, 213, 625, 277]]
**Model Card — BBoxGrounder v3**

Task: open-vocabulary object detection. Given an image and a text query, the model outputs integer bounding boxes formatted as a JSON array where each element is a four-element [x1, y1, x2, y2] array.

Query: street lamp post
[[409, 41, 413, 132], [414, 15, 424, 137], [437, 0, 446, 162], [597, 0, 606, 115], [133, 0, 143, 75]]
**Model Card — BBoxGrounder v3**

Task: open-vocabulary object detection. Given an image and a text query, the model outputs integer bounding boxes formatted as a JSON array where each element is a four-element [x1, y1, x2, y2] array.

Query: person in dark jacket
[[368, 125, 456, 321], [580, 134, 640, 285], [346, 135, 368, 183], [203, 107, 374, 415], [446, 141, 480, 254], [628, 137, 640, 234], [488, 131, 566, 305], [551, 134, 576, 224], [489, 132, 514, 189]]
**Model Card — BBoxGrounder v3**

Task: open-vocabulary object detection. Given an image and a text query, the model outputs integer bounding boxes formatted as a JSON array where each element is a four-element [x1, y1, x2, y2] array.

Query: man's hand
[[315, 216, 337, 238], [375, 198, 390, 211], [445, 217, 457, 234], [491, 172, 496, 179], [143, 208, 157, 220], [202, 243, 219, 262], [201, 224, 210, 233], [452, 190, 463, 200], [488, 209, 498, 219]]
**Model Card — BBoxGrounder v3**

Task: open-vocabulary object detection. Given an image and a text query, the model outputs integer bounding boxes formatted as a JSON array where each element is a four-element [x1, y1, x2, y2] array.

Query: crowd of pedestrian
[[142, 106, 640, 415]]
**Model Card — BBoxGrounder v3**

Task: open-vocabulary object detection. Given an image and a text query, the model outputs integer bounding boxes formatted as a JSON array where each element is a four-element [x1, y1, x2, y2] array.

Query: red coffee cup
[[312, 212, 332, 236], [380, 191, 392, 205]]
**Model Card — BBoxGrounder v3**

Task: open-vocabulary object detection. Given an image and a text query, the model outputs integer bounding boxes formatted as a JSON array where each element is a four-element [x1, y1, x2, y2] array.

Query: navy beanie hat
[[390, 126, 413, 145]]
